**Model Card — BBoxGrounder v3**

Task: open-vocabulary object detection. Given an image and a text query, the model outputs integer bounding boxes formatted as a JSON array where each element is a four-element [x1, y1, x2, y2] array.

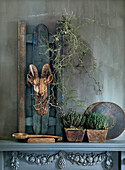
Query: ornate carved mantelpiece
[[10, 151, 113, 170], [0, 140, 125, 170]]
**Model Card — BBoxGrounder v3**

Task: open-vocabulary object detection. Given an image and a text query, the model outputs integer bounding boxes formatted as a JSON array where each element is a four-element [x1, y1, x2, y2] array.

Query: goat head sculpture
[[27, 64, 53, 116]]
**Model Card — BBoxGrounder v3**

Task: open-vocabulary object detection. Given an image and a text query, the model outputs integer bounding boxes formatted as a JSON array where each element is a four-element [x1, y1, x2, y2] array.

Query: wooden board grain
[[23, 23, 63, 136], [27, 138, 55, 143], [32, 25, 50, 134], [18, 21, 26, 133]]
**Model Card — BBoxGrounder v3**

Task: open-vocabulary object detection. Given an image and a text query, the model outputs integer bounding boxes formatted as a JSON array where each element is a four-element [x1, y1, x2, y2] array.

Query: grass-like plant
[[85, 112, 108, 130], [62, 109, 86, 129], [48, 11, 102, 111], [38, 11, 102, 114]]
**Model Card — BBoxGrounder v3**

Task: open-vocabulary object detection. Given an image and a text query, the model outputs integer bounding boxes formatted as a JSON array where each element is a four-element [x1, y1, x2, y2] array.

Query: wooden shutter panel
[[18, 21, 26, 133]]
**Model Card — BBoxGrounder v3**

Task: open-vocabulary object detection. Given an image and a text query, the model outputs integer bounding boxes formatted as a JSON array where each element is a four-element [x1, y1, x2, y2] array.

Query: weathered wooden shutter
[[18, 21, 26, 133], [18, 21, 63, 136]]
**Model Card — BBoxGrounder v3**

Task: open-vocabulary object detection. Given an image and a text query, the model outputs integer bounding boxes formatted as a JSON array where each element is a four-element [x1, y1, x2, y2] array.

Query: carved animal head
[[27, 64, 53, 116]]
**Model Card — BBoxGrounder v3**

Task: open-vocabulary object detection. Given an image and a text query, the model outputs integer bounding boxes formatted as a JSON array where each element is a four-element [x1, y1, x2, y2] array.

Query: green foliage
[[62, 109, 86, 129], [48, 12, 101, 111], [40, 11, 102, 113], [86, 112, 108, 130], [55, 13, 91, 63]]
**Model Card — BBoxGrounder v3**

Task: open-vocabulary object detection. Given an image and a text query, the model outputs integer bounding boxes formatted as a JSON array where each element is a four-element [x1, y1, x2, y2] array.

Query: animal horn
[[27, 64, 39, 86], [41, 64, 51, 78], [41, 64, 53, 84]]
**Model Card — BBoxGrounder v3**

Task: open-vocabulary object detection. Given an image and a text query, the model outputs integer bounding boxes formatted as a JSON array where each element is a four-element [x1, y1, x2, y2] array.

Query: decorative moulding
[[10, 151, 113, 169]]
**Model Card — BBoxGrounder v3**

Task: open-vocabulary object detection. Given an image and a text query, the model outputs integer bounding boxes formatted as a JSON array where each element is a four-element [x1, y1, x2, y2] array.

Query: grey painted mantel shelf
[[0, 140, 125, 152]]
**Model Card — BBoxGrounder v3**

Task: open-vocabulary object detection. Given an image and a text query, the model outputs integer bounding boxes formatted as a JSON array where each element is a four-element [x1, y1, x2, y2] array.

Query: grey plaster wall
[[0, 0, 125, 139]]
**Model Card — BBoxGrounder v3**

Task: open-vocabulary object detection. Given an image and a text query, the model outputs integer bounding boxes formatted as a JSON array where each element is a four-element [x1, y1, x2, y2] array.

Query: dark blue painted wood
[[55, 22, 64, 136], [32, 24, 50, 134], [26, 32, 33, 134], [26, 34, 33, 43], [25, 117, 56, 127], [25, 23, 62, 136]]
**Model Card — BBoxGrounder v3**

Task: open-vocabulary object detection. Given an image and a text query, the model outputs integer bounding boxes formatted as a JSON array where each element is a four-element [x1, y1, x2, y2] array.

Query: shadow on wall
[[64, 40, 99, 113]]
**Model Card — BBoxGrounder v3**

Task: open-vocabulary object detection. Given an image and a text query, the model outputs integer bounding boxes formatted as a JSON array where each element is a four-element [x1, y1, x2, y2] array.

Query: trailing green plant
[[42, 11, 102, 112], [85, 112, 108, 130], [62, 109, 86, 129]]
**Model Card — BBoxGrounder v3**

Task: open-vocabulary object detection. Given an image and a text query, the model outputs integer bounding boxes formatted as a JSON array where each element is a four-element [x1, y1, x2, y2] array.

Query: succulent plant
[[85, 112, 108, 130], [62, 110, 86, 129]]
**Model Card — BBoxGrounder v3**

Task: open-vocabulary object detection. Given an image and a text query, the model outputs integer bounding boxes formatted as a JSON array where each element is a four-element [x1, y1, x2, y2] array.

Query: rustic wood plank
[[25, 117, 33, 126], [25, 38, 33, 133], [25, 117, 56, 127], [27, 138, 55, 143], [18, 21, 26, 133], [48, 117, 56, 126], [26, 34, 33, 43], [32, 25, 50, 134], [32, 30, 41, 134]]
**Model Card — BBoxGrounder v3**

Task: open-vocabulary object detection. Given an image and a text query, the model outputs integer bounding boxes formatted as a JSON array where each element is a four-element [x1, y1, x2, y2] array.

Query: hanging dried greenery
[[44, 11, 102, 113]]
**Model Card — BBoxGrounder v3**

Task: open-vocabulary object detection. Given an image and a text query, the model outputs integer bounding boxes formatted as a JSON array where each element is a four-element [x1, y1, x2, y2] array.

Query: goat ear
[[47, 74, 53, 84]]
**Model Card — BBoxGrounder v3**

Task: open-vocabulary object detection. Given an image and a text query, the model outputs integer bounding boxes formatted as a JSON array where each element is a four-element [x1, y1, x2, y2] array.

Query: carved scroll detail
[[10, 151, 113, 170], [10, 152, 20, 170]]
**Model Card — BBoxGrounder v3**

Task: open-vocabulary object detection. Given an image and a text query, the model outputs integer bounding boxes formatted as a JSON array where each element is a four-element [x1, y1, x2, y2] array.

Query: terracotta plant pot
[[65, 128, 85, 142], [87, 129, 108, 143]]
